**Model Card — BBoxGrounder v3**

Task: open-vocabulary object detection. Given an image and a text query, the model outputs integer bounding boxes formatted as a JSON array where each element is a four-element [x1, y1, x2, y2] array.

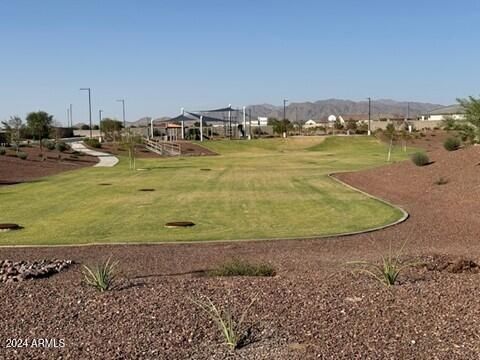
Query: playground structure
[[148, 105, 253, 142]]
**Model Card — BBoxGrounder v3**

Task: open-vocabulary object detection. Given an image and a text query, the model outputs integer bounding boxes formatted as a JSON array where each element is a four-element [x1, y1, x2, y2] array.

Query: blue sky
[[0, 0, 479, 125]]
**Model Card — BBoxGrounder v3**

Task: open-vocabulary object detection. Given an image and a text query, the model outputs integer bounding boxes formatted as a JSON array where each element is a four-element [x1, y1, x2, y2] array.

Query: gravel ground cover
[[1, 134, 480, 359]]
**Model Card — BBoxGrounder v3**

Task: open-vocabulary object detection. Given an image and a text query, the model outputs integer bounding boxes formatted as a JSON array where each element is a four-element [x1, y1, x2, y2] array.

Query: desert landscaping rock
[[0, 259, 72, 283]]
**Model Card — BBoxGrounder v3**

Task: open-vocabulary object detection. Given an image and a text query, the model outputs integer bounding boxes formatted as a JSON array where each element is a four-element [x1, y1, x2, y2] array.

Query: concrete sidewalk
[[71, 142, 119, 167]]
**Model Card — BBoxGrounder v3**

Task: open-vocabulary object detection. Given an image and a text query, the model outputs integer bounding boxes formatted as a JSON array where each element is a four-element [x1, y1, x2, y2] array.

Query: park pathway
[[71, 142, 119, 167]]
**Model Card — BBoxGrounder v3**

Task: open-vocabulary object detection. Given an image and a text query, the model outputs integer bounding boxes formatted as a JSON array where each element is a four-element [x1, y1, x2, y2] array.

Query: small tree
[[1, 116, 23, 152], [456, 96, 480, 143], [345, 120, 357, 133], [385, 122, 397, 161], [399, 128, 411, 152], [100, 118, 123, 142], [268, 117, 292, 136], [26, 111, 53, 156], [334, 119, 344, 130], [121, 131, 142, 170]]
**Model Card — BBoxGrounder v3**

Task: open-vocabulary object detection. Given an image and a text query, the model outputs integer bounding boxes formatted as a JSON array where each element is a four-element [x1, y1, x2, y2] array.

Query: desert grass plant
[[17, 152, 28, 160], [82, 257, 118, 292], [191, 295, 256, 350], [443, 137, 461, 151], [348, 241, 418, 286], [411, 152, 430, 166], [209, 258, 276, 277]]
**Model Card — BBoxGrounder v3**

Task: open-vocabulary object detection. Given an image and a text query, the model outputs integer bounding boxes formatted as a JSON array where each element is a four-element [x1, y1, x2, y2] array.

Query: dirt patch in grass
[[165, 221, 195, 228], [0, 223, 22, 232]]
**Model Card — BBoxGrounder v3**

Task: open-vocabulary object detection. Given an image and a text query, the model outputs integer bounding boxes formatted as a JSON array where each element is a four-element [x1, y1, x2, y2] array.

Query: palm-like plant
[[82, 257, 118, 292], [348, 241, 418, 286], [191, 295, 256, 350]]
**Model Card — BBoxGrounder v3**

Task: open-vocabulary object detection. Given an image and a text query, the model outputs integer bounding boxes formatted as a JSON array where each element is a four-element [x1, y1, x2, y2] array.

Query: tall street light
[[367, 97, 372, 135], [99, 109, 103, 138], [80, 88, 92, 138], [283, 99, 288, 121], [117, 99, 126, 128], [283, 99, 288, 137], [70, 104, 73, 128]]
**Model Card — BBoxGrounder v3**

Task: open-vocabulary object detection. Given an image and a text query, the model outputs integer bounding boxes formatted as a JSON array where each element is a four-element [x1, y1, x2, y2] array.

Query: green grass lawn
[[0, 136, 411, 245]]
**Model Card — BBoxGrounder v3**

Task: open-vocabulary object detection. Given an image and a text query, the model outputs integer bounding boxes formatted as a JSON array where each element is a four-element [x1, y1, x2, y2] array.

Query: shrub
[[84, 138, 101, 148], [209, 259, 276, 277], [191, 295, 256, 350], [443, 137, 461, 151], [55, 141, 69, 152], [82, 257, 118, 292], [17, 152, 28, 160], [0, 147, 6, 155], [43, 140, 55, 150], [411, 152, 430, 166]]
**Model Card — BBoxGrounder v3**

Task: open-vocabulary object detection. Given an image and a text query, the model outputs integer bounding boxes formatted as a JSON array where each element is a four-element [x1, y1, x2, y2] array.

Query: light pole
[[283, 99, 288, 137], [367, 97, 372, 135], [117, 99, 126, 128], [80, 88, 92, 138], [70, 104, 73, 128], [99, 109, 103, 139]]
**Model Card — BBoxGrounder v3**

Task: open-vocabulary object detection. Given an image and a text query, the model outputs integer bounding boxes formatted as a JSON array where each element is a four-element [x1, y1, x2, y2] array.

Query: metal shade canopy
[[186, 112, 229, 123], [192, 105, 238, 113]]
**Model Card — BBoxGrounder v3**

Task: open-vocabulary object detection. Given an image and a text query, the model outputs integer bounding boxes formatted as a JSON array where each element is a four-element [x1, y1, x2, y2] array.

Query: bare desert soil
[[0, 145, 98, 185], [2, 132, 480, 359]]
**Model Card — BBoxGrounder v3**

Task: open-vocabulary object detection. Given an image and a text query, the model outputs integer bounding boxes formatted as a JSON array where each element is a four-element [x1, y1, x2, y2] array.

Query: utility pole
[[249, 108, 252, 139], [283, 99, 288, 137], [367, 97, 372, 135], [407, 102, 410, 120], [117, 99, 126, 128], [67, 108, 70, 128], [228, 104, 232, 139], [98, 109, 103, 139], [69, 104, 73, 128], [242, 106, 246, 138], [181, 107, 185, 140], [80, 88, 92, 138]]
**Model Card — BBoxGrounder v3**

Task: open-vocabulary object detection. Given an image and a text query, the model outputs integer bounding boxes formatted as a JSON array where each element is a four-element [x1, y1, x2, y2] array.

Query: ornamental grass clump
[[82, 257, 118, 292], [411, 152, 430, 166], [209, 258, 275, 277], [348, 242, 418, 286], [443, 137, 461, 151], [17, 152, 28, 160], [191, 295, 256, 350]]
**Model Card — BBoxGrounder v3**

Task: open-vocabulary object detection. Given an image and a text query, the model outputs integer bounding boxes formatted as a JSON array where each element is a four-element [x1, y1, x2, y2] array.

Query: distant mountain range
[[248, 99, 444, 122], [74, 99, 445, 128]]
